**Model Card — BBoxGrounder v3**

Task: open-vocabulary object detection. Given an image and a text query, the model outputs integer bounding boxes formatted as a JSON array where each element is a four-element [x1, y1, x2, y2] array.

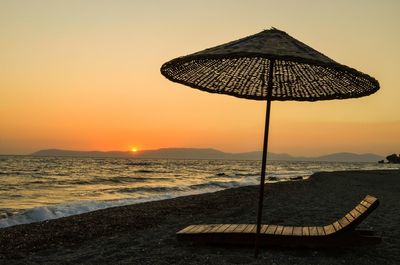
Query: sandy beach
[[1, 169, 399, 265]]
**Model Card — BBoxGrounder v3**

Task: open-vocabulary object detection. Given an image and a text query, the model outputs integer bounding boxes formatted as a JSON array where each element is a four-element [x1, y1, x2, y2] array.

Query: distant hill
[[31, 148, 384, 162], [31, 149, 132, 158], [310, 152, 383, 163]]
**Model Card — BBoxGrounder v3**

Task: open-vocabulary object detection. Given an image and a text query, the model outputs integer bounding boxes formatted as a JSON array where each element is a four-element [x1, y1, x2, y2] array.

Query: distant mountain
[[31, 148, 384, 162], [311, 152, 383, 163], [134, 148, 229, 159], [31, 149, 132, 158]]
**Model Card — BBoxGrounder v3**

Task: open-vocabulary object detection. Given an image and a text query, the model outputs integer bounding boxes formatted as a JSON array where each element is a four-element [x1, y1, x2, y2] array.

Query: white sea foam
[[0, 199, 141, 228], [0, 180, 258, 228]]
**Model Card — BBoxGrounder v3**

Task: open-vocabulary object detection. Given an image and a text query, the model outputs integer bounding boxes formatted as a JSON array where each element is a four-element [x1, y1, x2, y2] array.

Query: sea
[[0, 156, 398, 228]]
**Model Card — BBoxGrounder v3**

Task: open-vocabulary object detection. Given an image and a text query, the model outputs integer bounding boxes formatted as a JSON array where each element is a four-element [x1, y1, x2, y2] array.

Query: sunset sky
[[1, 0, 399, 156]]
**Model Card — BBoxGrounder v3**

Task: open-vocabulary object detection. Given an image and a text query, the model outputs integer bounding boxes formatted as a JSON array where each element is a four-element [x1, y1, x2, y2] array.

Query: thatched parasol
[[160, 27, 380, 256]]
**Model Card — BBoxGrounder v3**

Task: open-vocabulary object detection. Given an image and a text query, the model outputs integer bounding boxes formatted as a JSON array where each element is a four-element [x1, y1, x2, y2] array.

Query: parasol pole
[[254, 59, 275, 257]]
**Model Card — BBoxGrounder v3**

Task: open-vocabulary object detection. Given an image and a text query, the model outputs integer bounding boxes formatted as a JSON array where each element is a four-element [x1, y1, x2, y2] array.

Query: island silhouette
[[31, 148, 384, 162]]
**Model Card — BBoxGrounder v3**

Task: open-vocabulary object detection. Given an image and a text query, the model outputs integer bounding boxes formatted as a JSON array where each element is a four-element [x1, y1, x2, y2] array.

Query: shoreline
[[0, 174, 311, 229], [1, 169, 400, 264], [1, 165, 397, 229]]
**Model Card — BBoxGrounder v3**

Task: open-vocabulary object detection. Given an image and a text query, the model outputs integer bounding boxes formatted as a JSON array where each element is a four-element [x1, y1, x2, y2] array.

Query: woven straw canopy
[[161, 28, 379, 101]]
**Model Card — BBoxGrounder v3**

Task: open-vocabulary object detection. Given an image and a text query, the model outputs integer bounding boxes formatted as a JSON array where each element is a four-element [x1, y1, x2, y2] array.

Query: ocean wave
[[0, 179, 258, 228], [0, 200, 134, 228], [113, 186, 183, 194], [126, 162, 156, 166], [0, 192, 203, 228], [0, 209, 20, 219], [266, 175, 309, 182], [134, 170, 154, 173], [68, 180, 95, 185], [235, 172, 259, 177], [0, 171, 28, 176], [204, 173, 237, 178], [27, 180, 55, 184], [2, 158, 393, 229], [189, 180, 256, 190]]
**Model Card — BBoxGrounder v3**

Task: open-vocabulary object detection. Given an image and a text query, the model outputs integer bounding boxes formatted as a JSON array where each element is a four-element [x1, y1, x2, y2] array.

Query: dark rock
[[386, 154, 400, 164]]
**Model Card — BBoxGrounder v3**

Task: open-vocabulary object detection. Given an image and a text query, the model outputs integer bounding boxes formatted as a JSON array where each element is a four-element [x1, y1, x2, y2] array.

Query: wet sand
[[1, 169, 399, 265]]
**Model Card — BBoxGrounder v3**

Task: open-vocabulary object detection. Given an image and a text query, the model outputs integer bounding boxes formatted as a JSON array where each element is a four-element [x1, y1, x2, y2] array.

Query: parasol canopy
[[160, 27, 380, 257], [161, 28, 379, 101]]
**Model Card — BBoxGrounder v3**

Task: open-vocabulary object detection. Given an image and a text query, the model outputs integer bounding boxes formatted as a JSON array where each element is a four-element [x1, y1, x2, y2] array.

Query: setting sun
[[131, 148, 138, 152]]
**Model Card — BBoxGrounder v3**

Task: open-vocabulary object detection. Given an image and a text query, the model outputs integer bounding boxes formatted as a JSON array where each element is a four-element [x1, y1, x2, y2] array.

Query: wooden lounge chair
[[177, 195, 381, 247]]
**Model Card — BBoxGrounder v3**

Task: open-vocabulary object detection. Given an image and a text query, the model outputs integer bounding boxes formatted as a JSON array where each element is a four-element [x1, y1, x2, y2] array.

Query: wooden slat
[[309, 226, 319, 236], [177, 225, 197, 234], [232, 224, 249, 233], [323, 224, 336, 235], [333, 221, 342, 231], [252, 225, 266, 234], [338, 217, 350, 228], [199, 225, 214, 233], [249, 225, 257, 233], [265, 225, 277, 234], [302, 226, 310, 236], [275, 225, 284, 235], [317, 227, 325, 236], [191, 225, 211, 233], [215, 224, 232, 233], [207, 224, 224, 233], [281, 226, 293, 236], [243, 224, 256, 233], [349, 209, 362, 219], [202, 224, 221, 233], [186, 225, 202, 233], [260, 225, 269, 234], [355, 205, 367, 214], [345, 213, 355, 223], [364, 195, 377, 204], [224, 224, 239, 233], [360, 200, 371, 208], [292, 227, 303, 236]]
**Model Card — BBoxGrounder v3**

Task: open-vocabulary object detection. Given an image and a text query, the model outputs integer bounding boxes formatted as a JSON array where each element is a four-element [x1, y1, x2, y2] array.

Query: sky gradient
[[1, 0, 399, 156]]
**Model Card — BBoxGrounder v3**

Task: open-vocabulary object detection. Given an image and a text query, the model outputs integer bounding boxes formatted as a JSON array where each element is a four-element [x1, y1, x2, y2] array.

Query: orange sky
[[1, 1, 399, 156]]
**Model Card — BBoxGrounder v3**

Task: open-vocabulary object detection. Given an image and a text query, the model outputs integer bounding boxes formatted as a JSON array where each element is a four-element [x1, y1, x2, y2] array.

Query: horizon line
[[0, 147, 390, 157]]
